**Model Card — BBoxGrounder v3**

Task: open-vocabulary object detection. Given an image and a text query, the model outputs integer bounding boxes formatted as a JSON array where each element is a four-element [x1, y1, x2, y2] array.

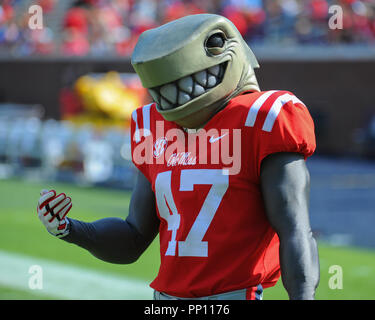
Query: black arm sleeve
[[61, 170, 160, 264], [260, 152, 320, 300], [63, 217, 150, 264]]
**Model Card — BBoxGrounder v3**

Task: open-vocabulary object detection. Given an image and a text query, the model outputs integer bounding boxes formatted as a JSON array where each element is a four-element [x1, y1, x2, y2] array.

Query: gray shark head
[[131, 14, 260, 122]]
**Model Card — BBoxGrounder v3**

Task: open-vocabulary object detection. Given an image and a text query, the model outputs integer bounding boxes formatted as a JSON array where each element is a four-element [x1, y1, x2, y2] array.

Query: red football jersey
[[130, 90, 316, 298]]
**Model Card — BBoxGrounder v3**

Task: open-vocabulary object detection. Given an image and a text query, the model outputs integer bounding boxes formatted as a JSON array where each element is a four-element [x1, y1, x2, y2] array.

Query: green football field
[[0, 178, 374, 300]]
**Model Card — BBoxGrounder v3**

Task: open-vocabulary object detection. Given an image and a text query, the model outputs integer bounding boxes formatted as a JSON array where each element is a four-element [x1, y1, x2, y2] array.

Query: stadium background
[[0, 0, 375, 300]]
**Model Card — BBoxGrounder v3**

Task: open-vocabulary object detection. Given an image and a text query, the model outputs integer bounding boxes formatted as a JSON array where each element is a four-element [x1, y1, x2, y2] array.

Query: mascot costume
[[128, 14, 317, 299]]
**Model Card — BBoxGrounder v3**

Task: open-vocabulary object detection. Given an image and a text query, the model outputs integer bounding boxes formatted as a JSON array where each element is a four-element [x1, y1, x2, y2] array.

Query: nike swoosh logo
[[209, 133, 228, 143]]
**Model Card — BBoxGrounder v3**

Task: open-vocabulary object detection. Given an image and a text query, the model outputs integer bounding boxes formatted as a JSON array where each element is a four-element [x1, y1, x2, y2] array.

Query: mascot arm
[[260, 152, 320, 300], [63, 170, 159, 264]]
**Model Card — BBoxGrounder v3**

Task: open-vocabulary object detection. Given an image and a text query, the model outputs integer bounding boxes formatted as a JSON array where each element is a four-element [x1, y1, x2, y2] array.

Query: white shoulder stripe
[[142, 103, 152, 137], [245, 90, 278, 127], [262, 93, 305, 132], [131, 109, 140, 143], [132, 104, 153, 143]]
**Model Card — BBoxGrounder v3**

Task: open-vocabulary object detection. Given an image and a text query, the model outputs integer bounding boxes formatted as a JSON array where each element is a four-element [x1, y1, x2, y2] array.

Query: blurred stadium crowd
[[1, 0, 375, 57]]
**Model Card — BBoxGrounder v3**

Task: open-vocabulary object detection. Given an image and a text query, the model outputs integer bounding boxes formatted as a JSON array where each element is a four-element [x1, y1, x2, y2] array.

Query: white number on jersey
[[155, 169, 229, 257]]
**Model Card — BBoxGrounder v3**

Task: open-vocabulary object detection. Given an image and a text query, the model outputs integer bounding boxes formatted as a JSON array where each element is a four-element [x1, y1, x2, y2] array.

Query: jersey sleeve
[[130, 105, 153, 183], [251, 91, 316, 177]]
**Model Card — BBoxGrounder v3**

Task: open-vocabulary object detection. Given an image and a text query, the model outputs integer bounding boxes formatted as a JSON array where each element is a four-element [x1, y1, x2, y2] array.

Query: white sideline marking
[[0, 250, 153, 300]]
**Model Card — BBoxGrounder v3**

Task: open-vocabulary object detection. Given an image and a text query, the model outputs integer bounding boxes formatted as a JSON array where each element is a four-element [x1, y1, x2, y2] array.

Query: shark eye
[[205, 32, 226, 55], [206, 33, 225, 48]]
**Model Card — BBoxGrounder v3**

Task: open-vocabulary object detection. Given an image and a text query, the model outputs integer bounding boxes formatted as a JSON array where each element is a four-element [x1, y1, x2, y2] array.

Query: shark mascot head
[[131, 14, 260, 128]]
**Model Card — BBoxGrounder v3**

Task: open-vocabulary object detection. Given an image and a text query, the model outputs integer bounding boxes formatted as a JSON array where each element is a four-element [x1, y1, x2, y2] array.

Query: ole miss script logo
[[153, 137, 196, 167], [153, 138, 168, 158]]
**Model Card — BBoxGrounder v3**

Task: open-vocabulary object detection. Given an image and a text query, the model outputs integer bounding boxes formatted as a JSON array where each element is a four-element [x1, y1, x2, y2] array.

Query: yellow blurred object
[[73, 71, 142, 122], [74, 75, 98, 112]]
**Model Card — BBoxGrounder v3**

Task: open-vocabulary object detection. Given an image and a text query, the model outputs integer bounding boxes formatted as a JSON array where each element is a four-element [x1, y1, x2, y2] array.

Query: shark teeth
[[149, 62, 226, 110], [194, 70, 207, 87], [160, 84, 177, 104], [178, 92, 191, 105], [178, 77, 193, 94]]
